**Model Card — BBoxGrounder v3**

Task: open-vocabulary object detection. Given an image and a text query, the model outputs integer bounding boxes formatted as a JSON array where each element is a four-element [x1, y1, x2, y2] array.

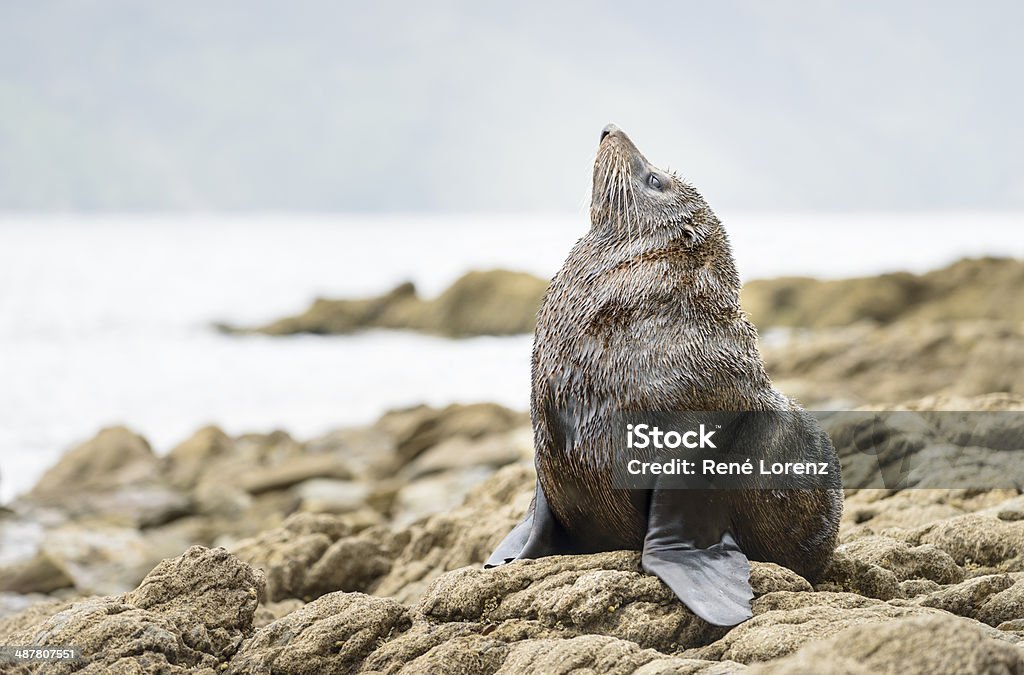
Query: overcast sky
[[1, 1, 1021, 212]]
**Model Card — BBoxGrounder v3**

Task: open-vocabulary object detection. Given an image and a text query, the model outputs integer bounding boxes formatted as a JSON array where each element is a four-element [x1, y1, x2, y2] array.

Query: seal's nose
[[600, 124, 620, 143]]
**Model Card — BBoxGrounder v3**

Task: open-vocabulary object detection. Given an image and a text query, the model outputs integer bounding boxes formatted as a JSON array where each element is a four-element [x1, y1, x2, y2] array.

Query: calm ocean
[[1, 211, 1021, 502]]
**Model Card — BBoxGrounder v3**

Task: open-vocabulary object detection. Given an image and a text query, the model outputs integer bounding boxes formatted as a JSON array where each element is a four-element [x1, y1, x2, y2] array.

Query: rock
[[391, 466, 496, 526], [838, 535, 964, 584], [417, 552, 810, 654], [24, 427, 191, 528], [229, 592, 412, 674], [816, 549, 901, 600], [0, 501, 194, 596], [293, 478, 372, 514], [900, 579, 941, 598], [301, 536, 394, 597], [248, 281, 419, 335], [749, 564, 814, 595], [746, 614, 1024, 674], [358, 619, 533, 673], [372, 463, 534, 604], [35, 523, 192, 595], [360, 617, 746, 674], [29, 426, 157, 496], [905, 514, 1024, 575], [918, 573, 1024, 627], [633, 657, 749, 674], [0, 515, 64, 594], [0, 595, 69, 635], [763, 321, 1024, 407], [252, 598, 305, 629], [401, 427, 532, 479], [418, 269, 548, 337], [303, 426, 401, 480], [243, 269, 549, 338], [236, 453, 353, 494], [417, 553, 718, 652], [1, 546, 263, 673], [400, 633, 744, 675], [191, 479, 252, 519], [840, 489, 966, 533], [231, 512, 398, 602], [742, 257, 1024, 329], [426, 634, 649, 675], [164, 425, 235, 489], [690, 592, 940, 663], [377, 402, 528, 465], [0, 551, 73, 594], [240, 258, 1024, 339]]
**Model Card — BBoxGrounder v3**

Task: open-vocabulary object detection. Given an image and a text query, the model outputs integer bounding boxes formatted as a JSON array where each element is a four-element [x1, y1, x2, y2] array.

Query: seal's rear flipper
[[485, 481, 569, 567], [641, 489, 753, 626]]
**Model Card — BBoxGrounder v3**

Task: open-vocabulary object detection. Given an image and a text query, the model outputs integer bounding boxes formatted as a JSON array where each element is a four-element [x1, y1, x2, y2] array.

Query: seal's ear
[[641, 487, 754, 626]]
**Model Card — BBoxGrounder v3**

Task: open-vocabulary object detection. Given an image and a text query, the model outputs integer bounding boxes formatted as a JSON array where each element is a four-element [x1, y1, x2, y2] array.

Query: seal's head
[[591, 124, 711, 245]]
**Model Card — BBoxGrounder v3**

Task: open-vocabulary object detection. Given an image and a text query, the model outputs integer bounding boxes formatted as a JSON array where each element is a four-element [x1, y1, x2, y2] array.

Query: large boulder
[[741, 257, 1024, 329], [764, 321, 1024, 407], [241, 269, 549, 338], [231, 512, 397, 602], [25, 427, 190, 528], [0, 546, 264, 674], [249, 281, 420, 336]]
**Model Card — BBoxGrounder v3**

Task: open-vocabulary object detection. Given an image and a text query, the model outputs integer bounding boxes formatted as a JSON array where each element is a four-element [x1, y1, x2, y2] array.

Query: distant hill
[[1, 1, 1022, 211]]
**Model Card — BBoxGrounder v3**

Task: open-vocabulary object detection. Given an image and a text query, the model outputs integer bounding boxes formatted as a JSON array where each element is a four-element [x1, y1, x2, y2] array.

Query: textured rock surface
[[229, 592, 412, 674], [746, 614, 1024, 674], [690, 592, 942, 663], [0, 546, 264, 674], [764, 321, 1024, 407], [2, 393, 1024, 672]]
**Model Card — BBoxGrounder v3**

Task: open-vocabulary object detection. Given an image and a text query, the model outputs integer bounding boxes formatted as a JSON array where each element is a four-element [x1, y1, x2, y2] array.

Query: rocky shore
[[2, 256, 1023, 672], [2, 390, 1023, 672], [221, 270, 548, 338], [229, 257, 1024, 339]]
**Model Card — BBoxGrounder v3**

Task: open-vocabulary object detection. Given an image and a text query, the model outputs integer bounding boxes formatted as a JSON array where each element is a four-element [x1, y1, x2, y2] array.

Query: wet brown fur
[[531, 127, 841, 579]]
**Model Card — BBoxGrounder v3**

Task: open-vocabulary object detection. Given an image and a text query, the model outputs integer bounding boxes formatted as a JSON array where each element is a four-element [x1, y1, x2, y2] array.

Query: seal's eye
[[647, 173, 663, 190]]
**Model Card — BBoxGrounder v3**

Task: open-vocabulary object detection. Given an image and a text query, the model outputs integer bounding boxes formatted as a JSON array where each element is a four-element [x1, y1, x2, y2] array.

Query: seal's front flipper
[[641, 489, 753, 626], [485, 481, 568, 567]]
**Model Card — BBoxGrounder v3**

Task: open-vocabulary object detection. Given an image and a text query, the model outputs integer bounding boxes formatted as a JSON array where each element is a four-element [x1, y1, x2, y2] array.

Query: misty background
[[2, 1, 1023, 213], [2, 2, 1024, 502]]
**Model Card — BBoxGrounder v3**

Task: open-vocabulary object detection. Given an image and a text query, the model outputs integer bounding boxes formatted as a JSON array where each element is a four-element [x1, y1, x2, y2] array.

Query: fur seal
[[486, 124, 842, 626]]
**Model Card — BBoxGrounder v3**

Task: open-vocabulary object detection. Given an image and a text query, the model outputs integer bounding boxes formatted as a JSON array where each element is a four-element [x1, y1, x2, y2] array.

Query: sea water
[[1, 211, 1021, 502]]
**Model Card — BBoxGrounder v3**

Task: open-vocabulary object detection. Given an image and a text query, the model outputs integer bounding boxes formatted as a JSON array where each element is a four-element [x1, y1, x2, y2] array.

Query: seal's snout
[[600, 124, 620, 143]]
